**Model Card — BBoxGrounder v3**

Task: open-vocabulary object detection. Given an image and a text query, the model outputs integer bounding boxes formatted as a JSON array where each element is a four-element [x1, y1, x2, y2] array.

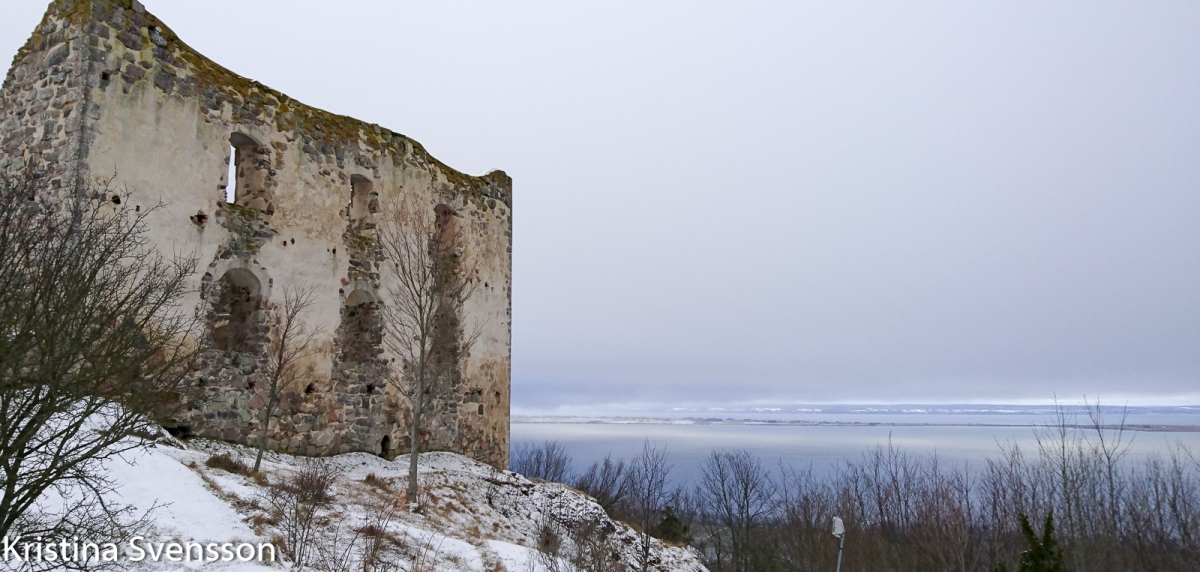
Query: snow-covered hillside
[[94, 438, 707, 571]]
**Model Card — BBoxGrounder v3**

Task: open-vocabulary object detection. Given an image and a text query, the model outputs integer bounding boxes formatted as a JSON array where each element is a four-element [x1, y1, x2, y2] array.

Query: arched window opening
[[340, 289, 383, 367], [380, 435, 391, 458], [348, 175, 376, 229], [211, 268, 263, 354]]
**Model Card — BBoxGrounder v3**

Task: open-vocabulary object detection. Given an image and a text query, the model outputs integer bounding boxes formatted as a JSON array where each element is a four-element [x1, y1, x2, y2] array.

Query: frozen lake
[[511, 419, 1200, 486]]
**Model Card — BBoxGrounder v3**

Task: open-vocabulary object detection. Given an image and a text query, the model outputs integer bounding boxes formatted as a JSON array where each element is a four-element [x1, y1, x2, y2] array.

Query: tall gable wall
[[0, 0, 512, 468]]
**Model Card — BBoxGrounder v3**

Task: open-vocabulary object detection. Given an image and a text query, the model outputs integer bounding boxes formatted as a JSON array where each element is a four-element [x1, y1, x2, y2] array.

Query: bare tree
[[252, 283, 324, 473], [0, 170, 197, 543], [512, 440, 574, 483], [377, 194, 479, 504], [1083, 397, 1133, 538], [625, 440, 673, 568], [696, 449, 777, 572], [574, 453, 629, 515]]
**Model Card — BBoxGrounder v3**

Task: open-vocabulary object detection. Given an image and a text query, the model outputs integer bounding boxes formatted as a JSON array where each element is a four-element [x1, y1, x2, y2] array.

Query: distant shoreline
[[511, 415, 1200, 433]]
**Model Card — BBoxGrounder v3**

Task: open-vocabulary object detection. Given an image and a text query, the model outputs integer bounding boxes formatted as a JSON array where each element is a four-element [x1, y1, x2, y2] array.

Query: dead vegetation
[[512, 401, 1200, 572], [205, 452, 252, 475]]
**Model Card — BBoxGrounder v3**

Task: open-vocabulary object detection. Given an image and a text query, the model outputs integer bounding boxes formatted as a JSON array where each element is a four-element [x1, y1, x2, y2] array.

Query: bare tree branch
[[0, 168, 198, 546]]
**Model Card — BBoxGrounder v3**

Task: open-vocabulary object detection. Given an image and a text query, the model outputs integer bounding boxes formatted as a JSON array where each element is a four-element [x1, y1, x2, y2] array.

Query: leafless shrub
[[573, 453, 628, 515], [259, 459, 338, 568], [538, 517, 563, 558], [293, 461, 338, 505], [313, 497, 400, 572], [681, 403, 1200, 572], [484, 468, 504, 509], [405, 529, 445, 572], [512, 440, 574, 483], [313, 524, 362, 572], [534, 504, 622, 572]]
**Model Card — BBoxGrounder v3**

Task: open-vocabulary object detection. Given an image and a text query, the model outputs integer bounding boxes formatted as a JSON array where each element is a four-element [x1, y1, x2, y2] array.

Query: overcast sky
[[3, 1, 1198, 410]]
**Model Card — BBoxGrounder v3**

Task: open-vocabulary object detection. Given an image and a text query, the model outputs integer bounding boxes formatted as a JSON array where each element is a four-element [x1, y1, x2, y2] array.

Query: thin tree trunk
[[253, 381, 280, 473], [407, 396, 423, 504]]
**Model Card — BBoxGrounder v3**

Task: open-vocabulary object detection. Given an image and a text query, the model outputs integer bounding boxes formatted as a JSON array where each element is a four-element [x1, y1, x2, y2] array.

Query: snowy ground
[[84, 437, 706, 571]]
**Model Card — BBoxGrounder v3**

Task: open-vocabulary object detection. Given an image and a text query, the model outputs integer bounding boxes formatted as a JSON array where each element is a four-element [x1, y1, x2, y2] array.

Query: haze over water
[[513, 405, 1200, 487]]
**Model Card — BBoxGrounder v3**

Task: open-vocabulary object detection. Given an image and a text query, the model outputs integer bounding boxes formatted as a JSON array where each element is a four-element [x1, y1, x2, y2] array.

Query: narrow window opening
[[348, 175, 376, 230], [225, 145, 236, 204], [227, 133, 262, 207]]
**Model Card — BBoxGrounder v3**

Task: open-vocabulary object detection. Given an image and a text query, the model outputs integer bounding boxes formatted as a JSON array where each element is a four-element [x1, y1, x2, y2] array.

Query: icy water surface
[[511, 420, 1200, 487]]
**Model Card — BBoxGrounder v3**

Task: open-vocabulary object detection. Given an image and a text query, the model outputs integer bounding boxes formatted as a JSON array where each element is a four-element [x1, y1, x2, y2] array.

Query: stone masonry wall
[[0, 0, 513, 468], [0, 1, 95, 191]]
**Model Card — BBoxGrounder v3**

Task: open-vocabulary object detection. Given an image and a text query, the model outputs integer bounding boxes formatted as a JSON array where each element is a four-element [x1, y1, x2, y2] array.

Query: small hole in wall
[[100, 72, 110, 81], [110, 195, 121, 205], [305, 382, 315, 394], [338, 288, 344, 295], [366, 383, 375, 394], [190, 210, 208, 225], [290, 238, 295, 244], [478, 404, 484, 415], [332, 248, 337, 255], [135, 205, 140, 212]]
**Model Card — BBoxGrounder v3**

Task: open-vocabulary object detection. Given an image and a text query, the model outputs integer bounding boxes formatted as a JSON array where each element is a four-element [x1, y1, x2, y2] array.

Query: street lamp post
[[832, 516, 846, 572]]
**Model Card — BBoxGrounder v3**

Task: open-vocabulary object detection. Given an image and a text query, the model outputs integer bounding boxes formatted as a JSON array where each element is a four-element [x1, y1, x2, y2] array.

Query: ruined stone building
[[0, 0, 512, 468]]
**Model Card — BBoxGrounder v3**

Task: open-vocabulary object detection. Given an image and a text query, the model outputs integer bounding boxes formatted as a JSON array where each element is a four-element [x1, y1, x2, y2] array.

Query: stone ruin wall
[[0, 0, 512, 468]]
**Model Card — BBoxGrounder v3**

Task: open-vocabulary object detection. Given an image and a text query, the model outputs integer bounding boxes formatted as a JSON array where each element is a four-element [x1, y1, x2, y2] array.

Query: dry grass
[[205, 452, 251, 475], [252, 471, 271, 486], [362, 472, 391, 491]]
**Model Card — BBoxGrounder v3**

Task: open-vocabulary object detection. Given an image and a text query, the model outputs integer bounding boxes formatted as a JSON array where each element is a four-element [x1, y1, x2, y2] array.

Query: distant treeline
[[511, 404, 1200, 572]]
